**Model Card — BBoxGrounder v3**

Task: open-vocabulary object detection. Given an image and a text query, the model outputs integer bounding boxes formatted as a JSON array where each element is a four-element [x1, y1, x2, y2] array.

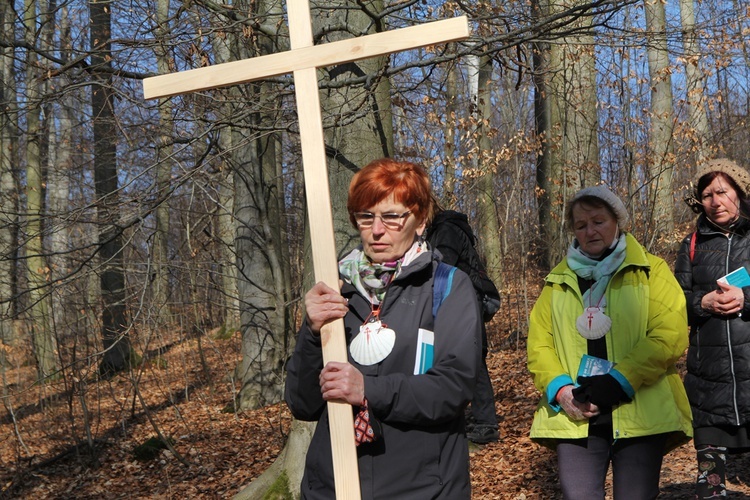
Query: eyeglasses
[[353, 211, 411, 229]]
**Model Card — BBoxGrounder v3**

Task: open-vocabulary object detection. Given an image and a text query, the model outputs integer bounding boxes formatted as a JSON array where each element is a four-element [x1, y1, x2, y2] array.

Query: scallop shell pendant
[[350, 320, 396, 365], [576, 306, 612, 340]]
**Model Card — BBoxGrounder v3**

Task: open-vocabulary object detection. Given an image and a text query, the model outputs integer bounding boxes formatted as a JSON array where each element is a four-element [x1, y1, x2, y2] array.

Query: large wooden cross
[[143, 4, 468, 498]]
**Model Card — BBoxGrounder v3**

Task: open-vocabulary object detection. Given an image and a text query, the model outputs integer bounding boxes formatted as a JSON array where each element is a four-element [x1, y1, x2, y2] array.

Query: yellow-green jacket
[[528, 233, 692, 452]]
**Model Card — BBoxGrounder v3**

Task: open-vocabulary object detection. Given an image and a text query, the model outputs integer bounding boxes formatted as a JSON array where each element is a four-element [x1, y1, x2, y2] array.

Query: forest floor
[[2, 321, 750, 499]]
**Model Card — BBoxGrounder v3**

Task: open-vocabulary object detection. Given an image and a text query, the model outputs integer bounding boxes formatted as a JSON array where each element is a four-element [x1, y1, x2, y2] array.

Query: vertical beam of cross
[[143, 4, 469, 498], [287, 1, 361, 497]]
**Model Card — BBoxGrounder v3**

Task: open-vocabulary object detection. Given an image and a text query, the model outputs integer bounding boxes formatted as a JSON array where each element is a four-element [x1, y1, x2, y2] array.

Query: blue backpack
[[432, 261, 456, 318]]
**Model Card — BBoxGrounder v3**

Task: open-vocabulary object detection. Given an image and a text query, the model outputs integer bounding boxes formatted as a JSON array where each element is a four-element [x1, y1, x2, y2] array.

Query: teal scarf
[[566, 233, 627, 310]]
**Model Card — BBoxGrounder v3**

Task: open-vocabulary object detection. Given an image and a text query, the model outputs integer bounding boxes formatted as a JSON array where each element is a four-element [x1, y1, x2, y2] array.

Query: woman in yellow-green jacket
[[527, 185, 692, 500]]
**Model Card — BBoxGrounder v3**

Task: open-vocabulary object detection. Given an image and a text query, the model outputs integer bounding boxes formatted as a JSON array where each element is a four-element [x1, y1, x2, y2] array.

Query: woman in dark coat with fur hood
[[675, 158, 750, 499]]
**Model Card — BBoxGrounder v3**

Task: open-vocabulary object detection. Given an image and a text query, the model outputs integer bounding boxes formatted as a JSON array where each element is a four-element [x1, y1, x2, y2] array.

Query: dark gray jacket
[[675, 214, 750, 427], [285, 250, 481, 500]]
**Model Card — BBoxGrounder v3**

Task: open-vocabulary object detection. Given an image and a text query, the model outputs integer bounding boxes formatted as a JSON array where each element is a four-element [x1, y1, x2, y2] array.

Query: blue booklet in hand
[[577, 354, 614, 380], [719, 267, 750, 288]]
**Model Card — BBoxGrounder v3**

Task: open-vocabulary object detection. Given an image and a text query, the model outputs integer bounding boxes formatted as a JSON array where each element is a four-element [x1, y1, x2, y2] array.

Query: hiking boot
[[466, 425, 498, 444]]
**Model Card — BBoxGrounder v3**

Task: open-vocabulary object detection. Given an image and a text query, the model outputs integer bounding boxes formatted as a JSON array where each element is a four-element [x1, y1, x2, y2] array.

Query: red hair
[[347, 158, 432, 228]]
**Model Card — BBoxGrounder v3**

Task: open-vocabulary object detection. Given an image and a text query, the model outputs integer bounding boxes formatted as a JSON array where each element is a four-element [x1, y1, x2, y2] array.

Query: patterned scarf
[[339, 249, 399, 305], [566, 233, 627, 310], [339, 240, 426, 304]]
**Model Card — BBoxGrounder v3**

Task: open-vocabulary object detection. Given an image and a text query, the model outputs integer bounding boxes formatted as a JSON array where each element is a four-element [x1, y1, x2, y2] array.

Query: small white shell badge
[[576, 306, 612, 340], [350, 320, 396, 365]]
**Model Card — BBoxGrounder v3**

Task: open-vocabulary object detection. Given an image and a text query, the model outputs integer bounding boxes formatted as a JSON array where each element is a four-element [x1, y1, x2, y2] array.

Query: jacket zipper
[[695, 325, 700, 361], [608, 266, 648, 443], [694, 225, 728, 360], [607, 281, 619, 442], [725, 235, 741, 425]]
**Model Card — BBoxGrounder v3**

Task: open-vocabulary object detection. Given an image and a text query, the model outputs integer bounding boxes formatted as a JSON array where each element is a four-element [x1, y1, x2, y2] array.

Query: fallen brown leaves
[[3, 326, 750, 499]]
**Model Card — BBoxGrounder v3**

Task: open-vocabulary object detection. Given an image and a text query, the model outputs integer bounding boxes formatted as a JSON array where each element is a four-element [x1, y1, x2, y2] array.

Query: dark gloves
[[572, 374, 631, 410]]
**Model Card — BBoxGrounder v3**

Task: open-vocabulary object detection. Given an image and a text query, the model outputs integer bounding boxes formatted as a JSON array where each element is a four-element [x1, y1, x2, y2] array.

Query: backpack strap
[[415, 262, 455, 376], [689, 231, 697, 263], [433, 262, 456, 318]]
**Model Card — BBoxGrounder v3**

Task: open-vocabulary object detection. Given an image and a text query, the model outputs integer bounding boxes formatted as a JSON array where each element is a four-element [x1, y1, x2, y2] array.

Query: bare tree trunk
[[90, 0, 133, 375], [233, 128, 288, 409], [473, 54, 503, 290], [209, 25, 241, 331], [46, 82, 72, 341], [218, 169, 240, 329], [257, 18, 293, 372], [233, 420, 315, 500], [0, 0, 19, 355], [441, 49, 458, 207], [152, 0, 174, 325], [644, 0, 675, 244], [679, 0, 711, 164], [615, 7, 638, 206], [732, 0, 750, 170], [24, 0, 57, 380], [532, 0, 599, 267], [45, 0, 74, 360], [226, 0, 290, 411]]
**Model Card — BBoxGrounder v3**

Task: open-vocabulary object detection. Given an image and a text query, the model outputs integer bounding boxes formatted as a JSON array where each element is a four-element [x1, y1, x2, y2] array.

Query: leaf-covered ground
[[2, 325, 750, 499]]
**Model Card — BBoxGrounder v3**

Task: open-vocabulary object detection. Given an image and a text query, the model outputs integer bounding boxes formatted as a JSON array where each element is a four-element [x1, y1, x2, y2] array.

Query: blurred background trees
[[1, 0, 749, 495]]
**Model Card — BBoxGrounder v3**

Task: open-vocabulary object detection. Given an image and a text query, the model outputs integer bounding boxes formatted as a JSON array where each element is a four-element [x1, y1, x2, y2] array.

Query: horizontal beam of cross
[[143, 10, 470, 498], [143, 16, 469, 99]]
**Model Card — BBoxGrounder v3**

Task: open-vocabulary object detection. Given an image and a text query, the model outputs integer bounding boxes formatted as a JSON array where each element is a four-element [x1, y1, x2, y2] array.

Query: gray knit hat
[[567, 185, 629, 230], [694, 158, 750, 197]]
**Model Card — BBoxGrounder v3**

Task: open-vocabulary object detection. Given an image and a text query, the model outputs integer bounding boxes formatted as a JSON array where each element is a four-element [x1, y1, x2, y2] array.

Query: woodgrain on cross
[[143, 4, 469, 498]]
